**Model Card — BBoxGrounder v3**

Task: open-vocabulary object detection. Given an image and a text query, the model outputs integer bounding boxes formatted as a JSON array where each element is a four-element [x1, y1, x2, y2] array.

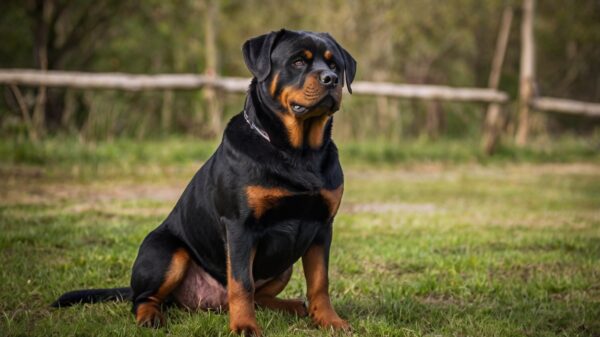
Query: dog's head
[[243, 29, 356, 119]]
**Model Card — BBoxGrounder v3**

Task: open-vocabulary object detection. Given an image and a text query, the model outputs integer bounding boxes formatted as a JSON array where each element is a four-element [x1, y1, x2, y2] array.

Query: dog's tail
[[51, 287, 132, 308]]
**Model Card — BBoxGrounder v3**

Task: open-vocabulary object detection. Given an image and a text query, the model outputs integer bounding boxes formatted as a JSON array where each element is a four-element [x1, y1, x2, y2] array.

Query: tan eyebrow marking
[[303, 50, 313, 60], [324, 50, 333, 60]]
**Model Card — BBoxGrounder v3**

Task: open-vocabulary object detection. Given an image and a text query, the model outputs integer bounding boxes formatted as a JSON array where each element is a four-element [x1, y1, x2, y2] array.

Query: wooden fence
[[1, 66, 599, 152], [0, 69, 508, 103]]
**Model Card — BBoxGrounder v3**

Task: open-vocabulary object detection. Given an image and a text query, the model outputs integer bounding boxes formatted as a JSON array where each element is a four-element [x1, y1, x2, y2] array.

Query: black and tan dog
[[52, 29, 356, 336]]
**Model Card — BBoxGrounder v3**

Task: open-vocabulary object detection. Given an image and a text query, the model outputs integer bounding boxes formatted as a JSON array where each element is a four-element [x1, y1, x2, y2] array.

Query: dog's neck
[[243, 97, 270, 142], [246, 79, 333, 153]]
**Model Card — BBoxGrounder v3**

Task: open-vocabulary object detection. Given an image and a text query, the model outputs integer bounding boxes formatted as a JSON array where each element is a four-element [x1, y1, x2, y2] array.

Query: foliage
[[0, 0, 599, 141]]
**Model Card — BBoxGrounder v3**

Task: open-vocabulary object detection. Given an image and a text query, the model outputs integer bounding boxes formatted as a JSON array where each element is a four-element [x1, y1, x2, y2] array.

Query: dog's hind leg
[[130, 229, 190, 328], [255, 267, 308, 317]]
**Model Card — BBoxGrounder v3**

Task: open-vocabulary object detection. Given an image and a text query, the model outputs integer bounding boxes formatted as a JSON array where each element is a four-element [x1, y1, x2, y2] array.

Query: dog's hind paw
[[135, 302, 165, 328]]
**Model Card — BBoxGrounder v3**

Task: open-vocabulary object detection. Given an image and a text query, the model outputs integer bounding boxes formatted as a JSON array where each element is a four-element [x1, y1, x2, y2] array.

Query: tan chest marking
[[320, 184, 343, 217], [307, 115, 331, 149], [246, 184, 343, 219], [279, 113, 304, 148], [246, 185, 292, 219]]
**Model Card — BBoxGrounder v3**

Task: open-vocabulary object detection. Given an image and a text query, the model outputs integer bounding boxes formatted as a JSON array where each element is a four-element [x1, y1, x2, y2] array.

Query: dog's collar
[[243, 109, 270, 142]]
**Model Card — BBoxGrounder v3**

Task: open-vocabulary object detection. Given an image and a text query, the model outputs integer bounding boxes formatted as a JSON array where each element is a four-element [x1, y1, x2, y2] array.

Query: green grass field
[[1, 138, 599, 336]]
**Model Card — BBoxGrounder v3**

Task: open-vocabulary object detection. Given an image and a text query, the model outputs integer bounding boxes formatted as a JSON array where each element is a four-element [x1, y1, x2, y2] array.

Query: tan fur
[[278, 75, 322, 112], [276, 74, 340, 148], [320, 184, 344, 217], [246, 186, 292, 219], [307, 115, 331, 149], [227, 247, 260, 335], [255, 268, 307, 316], [155, 249, 190, 299], [269, 72, 280, 97], [302, 245, 349, 330], [135, 302, 164, 327], [136, 249, 189, 327]]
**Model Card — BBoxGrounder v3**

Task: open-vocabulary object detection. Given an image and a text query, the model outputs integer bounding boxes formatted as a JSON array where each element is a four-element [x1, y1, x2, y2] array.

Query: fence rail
[[531, 97, 600, 118], [0, 69, 509, 103], [0, 69, 250, 92]]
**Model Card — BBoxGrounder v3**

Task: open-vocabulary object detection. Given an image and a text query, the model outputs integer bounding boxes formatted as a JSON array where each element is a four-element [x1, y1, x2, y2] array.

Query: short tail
[[51, 287, 132, 308]]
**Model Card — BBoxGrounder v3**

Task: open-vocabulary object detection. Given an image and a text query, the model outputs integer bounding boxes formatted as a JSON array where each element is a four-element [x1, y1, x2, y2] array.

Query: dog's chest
[[246, 184, 343, 279], [245, 184, 343, 223]]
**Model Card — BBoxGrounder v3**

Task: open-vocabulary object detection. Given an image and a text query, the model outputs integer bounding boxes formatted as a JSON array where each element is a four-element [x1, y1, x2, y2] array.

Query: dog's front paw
[[314, 316, 351, 332], [309, 306, 351, 332], [230, 319, 262, 336]]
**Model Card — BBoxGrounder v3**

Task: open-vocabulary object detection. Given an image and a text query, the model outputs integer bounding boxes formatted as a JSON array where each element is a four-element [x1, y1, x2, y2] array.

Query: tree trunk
[[425, 101, 444, 139], [482, 6, 513, 155], [516, 0, 535, 146], [30, 0, 53, 138], [161, 90, 174, 134]]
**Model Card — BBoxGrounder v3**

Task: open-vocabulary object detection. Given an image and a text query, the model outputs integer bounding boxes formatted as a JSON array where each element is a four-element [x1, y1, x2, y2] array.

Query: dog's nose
[[319, 70, 339, 87]]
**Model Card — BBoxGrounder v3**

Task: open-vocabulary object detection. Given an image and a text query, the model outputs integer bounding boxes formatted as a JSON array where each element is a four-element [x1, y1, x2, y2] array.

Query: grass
[[1, 134, 598, 170], [1, 137, 599, 336]]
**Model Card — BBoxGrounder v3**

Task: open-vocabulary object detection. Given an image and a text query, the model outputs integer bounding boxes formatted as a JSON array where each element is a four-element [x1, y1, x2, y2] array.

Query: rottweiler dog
[[52, 29, 356, 336]]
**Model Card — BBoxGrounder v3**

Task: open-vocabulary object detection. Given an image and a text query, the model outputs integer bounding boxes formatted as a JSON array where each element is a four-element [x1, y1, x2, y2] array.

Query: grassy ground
[[1, 138, 599, 336]]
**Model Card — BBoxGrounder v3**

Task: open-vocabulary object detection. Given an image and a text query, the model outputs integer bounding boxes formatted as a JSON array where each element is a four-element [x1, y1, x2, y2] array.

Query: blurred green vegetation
[[0, 0, 599, 142], [1, 136, 598, 179]]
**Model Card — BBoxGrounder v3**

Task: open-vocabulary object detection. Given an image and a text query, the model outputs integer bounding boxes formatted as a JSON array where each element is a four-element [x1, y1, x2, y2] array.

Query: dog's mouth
[[290, 95, 338, 117], [291, 103, 309, 114]]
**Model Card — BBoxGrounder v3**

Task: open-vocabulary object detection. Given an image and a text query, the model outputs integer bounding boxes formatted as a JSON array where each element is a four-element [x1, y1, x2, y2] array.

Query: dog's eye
[[329, 63, 337, 70], [292, 58, 306, 67]]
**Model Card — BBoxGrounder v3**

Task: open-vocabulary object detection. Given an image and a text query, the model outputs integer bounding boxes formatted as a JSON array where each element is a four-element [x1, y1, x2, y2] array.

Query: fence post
[[482, 6, 513, 154], [161, 90, 174, 134], [516, 0, 535, 146], [30, 1, 54, 139]]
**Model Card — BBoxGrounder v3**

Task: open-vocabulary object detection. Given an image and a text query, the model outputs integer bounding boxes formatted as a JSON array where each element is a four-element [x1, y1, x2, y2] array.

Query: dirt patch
[[0, 180, 185, 207], [346, 162, 600, 181], [2, 163, 597, 217], [343, 202, 438, 214]]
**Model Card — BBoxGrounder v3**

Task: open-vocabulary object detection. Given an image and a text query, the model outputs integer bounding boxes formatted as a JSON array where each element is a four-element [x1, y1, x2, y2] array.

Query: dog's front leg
[[302, 224, 350, 331], [226, 225, 260, 336]]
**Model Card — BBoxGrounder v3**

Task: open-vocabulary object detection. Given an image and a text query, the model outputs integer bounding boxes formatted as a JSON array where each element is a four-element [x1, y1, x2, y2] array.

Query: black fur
[[51, 287, 131, 307]]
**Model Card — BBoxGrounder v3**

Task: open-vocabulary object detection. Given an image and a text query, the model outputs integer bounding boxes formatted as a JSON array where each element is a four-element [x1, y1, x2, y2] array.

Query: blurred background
[[1, 0, 599, 153], [2, 2, 600, 336]]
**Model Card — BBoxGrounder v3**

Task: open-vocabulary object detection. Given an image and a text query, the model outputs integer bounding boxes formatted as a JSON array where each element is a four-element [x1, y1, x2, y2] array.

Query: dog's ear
[[322, 33, 357, 94], [242, 29, 285, 82]]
